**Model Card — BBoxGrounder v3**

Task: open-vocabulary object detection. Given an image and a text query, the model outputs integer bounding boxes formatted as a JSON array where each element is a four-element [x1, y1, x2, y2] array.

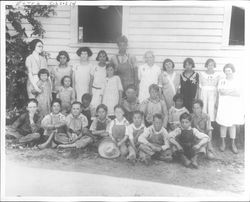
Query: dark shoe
[[180, 154, 191, 167], [191, 155, 199, 169], [219, 142, 226, 152], [231, 143, 238, 154]]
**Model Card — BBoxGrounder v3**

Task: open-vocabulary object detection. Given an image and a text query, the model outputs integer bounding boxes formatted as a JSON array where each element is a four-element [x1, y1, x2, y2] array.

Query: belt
[[92, 86, 102, 90]]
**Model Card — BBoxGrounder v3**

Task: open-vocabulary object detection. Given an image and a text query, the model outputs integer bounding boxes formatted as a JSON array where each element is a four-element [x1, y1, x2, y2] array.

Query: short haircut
[[163, 58, 175, 71], [106, 62, 115, 70], [38, 68, 49, 79], [81, 93, 92, 102], [116, 35, 128, 45], [27, 98, 38, 106], [71, 101, 82, 108], [56, 50, 70, 62], [223, 63, 236, 73], [149, 84, 159, 92], [29, 39, 43, 52], [76, 47, 93, 57], [96, 50, 109, 61], [180, 112, 192, 122], [205, 58, 216, 68], [153, 113, 163, 121], [51, 98, 62, 107], [183, 57, 195, 68], [133, 110, 144, 118], [173, 93, 184, 102], [193, 99, 204, 108], [144, 50, 154, 59], [125, 84, 137, 92], [96, 104, 108, 113], [61, 75, 72, 86], [114, 104, 125, 112]]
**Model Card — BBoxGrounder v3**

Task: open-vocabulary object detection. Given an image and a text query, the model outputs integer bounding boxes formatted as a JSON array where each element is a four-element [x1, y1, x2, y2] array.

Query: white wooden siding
[[7, 5, 245, 71]]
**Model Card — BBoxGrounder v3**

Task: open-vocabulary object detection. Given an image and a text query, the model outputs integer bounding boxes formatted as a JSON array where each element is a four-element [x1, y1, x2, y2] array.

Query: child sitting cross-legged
[[138, 113, 172, 165], [169, 112, 209, 169], [6, 99, 43, 148], [56, 101, 93, 150], [125, 110, 146, 163]]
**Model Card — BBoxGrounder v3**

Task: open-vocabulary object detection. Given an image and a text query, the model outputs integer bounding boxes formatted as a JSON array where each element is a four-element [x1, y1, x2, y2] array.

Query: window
[[78, 6, 122, 43], [229, 6, 244, 45]]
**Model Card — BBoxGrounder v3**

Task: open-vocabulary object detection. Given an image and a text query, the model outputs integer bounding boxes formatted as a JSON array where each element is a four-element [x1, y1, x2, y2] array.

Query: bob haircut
[[149, 84, 160, 92], [61, 75, 72, 86], [173, 93, 184, 102], [183, 58, 195, 68], [29, 39, 43, 52], [96, 50, 109, 61], [27, 98, 38, 106], [56, 51, 70, 62], [153, 113, 163, 121], [193, 99, 204, 108], [205, 58, 216, 68], [76, 47, 93, 57], [51, 98, 62, 107], [38, 68, 49, 79], [180, 112, 192, 122], [116, 35, 128, 45], [223, 63, 236, 73], [96, 104, 108, 113], [106, 62, 115, 70], [114, 104, 125, 112], [162, 58, 175, 70]]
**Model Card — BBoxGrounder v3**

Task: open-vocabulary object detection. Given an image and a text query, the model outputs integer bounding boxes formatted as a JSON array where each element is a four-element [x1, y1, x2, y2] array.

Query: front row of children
[[6, 94, 211, 169]]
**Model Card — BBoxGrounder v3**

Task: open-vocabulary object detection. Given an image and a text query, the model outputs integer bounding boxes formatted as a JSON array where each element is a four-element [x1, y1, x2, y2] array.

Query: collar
[[115, 118, 127, 124], [131, 123, 145, 130]]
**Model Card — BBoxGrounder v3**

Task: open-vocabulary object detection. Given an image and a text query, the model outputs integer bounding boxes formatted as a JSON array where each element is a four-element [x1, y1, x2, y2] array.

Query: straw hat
[[98, 138, 120, 159]]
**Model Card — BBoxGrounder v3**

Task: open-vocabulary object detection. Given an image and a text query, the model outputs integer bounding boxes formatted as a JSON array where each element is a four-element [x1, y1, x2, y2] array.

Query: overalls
[[176, 129, 198, 159], [111, 120, 128, 156]]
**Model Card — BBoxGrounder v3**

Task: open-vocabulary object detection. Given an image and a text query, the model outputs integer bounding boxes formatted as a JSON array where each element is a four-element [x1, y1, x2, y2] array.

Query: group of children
[[6, 35, 243, 168]]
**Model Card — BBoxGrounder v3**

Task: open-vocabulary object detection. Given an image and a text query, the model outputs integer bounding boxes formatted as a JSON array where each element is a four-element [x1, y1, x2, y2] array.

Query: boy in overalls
[[107, 105, 130, 157], [138, 113, 172, 165], [125, 110, 145, 162], [169, 112, 209, 169]]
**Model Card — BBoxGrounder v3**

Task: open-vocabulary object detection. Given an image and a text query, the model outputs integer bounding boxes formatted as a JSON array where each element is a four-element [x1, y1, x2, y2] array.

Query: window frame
[[221, 5, 245, 50], [69, 6, 128, 48]]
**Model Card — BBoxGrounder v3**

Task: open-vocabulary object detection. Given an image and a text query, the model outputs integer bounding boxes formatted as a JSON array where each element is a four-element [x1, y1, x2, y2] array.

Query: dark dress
[[180, 71, 199, 112]]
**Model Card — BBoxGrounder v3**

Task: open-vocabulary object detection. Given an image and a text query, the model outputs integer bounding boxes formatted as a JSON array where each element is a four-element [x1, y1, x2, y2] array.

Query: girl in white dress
[[101, 63, 123, 117], [158, 58, 180, 110], [216, 64, 244, 154], [90, 50, 109, 110], [199, 59, 220, 122], [73, 47, 94, 102], [138, 51, 161, 103]]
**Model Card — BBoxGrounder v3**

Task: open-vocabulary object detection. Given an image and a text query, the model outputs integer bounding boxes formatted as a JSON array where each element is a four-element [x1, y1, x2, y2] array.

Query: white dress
[[138, 63, 161, 103], [199, 71, 220, 121], [73, 62, 94, 101], [101, 76, 123, 116], [90, 64, 107, 109], [216, 77, 244, 127]]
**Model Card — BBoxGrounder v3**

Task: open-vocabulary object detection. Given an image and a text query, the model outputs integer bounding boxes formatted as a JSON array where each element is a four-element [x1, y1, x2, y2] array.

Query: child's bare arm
[[117, 136, 128, 147]]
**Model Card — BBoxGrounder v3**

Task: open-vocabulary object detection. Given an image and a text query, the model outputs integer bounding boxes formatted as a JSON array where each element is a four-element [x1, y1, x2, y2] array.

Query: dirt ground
[[5, 137, 245, 196]]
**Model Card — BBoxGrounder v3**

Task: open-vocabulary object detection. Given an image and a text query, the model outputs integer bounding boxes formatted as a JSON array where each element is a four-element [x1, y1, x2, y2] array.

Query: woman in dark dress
[[180, 58, 199, 113]]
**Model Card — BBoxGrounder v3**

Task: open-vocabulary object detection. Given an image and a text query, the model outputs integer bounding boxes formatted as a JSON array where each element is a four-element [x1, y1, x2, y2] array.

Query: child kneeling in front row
[[138, 113, 172, 165], [56, 101, 93, 149], [125, 110, 146, 162], [169, 112, 209, 169]]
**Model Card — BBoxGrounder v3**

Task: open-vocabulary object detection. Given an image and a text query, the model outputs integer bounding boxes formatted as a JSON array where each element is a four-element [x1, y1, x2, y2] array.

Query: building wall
[[7, 5, 246, 72]]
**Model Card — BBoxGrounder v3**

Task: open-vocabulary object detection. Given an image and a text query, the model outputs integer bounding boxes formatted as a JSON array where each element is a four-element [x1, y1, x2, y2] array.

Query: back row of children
[[6, 97, 210, 169]]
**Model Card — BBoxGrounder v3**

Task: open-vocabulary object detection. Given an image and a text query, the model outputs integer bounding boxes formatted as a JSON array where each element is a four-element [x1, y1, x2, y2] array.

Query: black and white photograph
[[1, 0, 249, 201]]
